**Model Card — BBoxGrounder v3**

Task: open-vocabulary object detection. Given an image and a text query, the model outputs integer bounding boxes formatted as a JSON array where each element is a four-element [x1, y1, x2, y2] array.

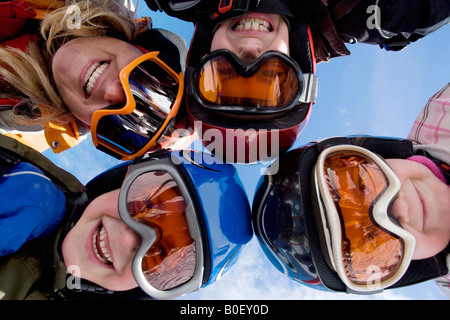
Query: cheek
[[271, 23, 290, 55], [408, 226, 449, 260], [210, 26, 230, 52], [51, 57, 68, 98], [61, 228, 80, 268], [65, 102, 93, 127], [52, 43, 80, 89], [61, 220, 92, 275], [52, 52, 90, 124], [52, 48, 67, 80]]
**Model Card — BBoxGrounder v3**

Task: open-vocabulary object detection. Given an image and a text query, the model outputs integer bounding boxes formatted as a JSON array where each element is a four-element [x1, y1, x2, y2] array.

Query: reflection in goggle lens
[[126, 171, 196, 290], [197, 54, 300, 110], [324, 153, 404, 285], [96, 60, 179, 156]]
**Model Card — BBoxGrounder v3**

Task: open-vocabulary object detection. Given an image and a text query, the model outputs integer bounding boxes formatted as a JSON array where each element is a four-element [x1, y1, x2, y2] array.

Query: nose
[[104, 79, 126, 105], [236, 43, 263, 65], [390, 192, 410, 226], [119, 224, 140, 254]]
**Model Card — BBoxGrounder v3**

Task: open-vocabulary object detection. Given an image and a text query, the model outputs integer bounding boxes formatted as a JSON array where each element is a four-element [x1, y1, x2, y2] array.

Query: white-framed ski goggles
[[313, 145, 416, 293], [118, 158, 205, 299]]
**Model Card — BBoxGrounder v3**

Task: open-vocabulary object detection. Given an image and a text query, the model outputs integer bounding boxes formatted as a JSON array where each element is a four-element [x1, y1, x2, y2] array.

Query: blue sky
[[44, 4, 450, 300]]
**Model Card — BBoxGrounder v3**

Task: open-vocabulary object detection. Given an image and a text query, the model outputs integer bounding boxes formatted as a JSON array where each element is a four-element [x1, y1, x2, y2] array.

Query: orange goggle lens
[[195, 50, 302, 113], [126, 170, 196, 291], [323, 152, 404, 285]]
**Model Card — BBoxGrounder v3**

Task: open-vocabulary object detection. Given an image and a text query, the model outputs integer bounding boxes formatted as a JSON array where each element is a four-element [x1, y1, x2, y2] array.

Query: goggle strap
[[315, 137, 353, 153], [346, 286, 383, 295], [299, 73, 318, 104]]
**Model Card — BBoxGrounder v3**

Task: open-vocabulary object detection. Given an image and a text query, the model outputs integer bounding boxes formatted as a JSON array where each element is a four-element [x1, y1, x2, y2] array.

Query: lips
[[93, 224, 113, 266], [82, 61, 110, 97]]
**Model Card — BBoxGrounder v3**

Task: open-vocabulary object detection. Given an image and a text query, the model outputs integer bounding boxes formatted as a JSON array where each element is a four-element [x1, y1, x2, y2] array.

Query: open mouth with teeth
[[93, 224, 113, 266], [83, 61, 110, 97], [232, 17, 273, 32]]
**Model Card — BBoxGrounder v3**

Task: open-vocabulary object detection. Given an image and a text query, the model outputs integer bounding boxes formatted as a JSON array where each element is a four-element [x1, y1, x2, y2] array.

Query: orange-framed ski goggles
[[91, 52, 184, 160], [313, 145, 416, 292]]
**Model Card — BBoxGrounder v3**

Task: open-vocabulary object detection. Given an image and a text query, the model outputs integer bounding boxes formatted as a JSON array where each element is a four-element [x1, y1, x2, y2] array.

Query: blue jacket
[[0, 162, 66, 256]]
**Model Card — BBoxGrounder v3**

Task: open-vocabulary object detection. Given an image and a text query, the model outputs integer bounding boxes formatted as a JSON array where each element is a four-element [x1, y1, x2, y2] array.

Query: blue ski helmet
[[252, 136, 449, 294], [59, 149, 253, 299]]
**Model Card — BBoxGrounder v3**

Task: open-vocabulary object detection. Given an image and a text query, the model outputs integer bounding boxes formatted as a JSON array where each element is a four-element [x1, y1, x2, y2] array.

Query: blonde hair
[[0, 0, 140, 126], [41, 0, 139, 57], [0, 40, 66, 124]]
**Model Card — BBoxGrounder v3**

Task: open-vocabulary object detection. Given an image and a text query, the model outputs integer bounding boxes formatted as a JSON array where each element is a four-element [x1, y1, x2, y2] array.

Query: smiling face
[[210, 13, 289, 65], [52, 36, 143, 126], [61, 189, 139, 291], [60, 174, 195, 293], [386, 159, 450, 260]]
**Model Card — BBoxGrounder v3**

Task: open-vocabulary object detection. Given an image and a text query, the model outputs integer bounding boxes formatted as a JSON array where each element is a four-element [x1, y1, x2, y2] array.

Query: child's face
[[61, 189, 139, 291], [210, 12, 289, 65], [386, 159, 450, 260]]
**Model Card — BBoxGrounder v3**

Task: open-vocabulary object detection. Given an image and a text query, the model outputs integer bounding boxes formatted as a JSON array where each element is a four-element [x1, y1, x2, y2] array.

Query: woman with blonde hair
[[0, 0, 186, 154]]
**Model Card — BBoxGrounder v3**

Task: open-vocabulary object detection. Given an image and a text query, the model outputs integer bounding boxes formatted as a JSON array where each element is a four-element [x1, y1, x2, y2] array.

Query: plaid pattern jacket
[[408, 84, 450, 148], [408, 83, 450, 299]]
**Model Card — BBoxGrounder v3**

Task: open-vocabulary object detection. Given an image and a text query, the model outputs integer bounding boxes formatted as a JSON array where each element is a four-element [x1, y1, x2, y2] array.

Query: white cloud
[[339, 108, 348, 115]]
